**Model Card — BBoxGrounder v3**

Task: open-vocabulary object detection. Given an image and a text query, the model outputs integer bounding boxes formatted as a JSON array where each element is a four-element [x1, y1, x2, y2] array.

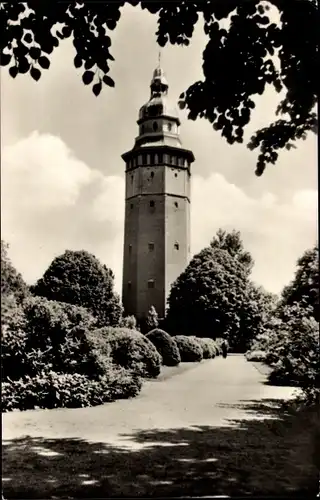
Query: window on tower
[[141, 124, 145, 134], [168, 123, 172, 132], [129, 244, 132, 254], [150, 171, 154, 179], [149, 200, 155, 208], [174, 201, 178, 208], [148, 279, 155, 289], [142, 154, 147, 165], [158, 153, 163, 164], [128, 281, 132, 290], [148, 242, 155, 251], [174, 243, 180, 251], [153, 121, 158, 132]]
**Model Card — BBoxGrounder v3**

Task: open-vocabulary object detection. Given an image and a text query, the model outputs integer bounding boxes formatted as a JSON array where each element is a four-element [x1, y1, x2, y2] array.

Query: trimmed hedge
[[92, 327, 162, 378], [174, 335, 203, 362], [146, 328, 181, 366], [197, 338, 218, 359], [2, 368, 142, 412], [245, 349, 267, 362]]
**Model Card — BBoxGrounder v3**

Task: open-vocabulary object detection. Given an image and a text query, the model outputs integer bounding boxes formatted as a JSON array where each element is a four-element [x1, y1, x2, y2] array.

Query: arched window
[[167, 122, 172, 132], [141, 124, 145, 134], [150, 200, 155, 208], [153, 121, 158, 132], [151, 171, 154, 179], [174, 201, 178, 208], [174, 243, 179, 250]]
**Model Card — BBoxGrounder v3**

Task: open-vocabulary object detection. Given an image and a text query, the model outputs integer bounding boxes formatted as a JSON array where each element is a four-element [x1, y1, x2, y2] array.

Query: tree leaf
[[102, 74, 115, 87], [84, 59, 95, 70], [92, 81, 102, 96], [19, 56, 30, 74], [30, 67, 41, 81], [29, 46, 41, 60], [38, 56, 50, 69], [9, 65, 18, 78], [74, 55, 82, 68], [82, 70, 94, 85], [1, 53, 11, 66]]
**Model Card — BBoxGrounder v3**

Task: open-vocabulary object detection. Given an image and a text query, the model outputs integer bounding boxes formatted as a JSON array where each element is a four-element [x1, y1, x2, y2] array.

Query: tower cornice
[[121, 144, 195, 163]]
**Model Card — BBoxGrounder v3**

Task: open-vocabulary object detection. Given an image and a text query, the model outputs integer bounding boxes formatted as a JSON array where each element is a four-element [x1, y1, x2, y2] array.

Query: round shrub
[[146, 328, 181, 366], [174, 335, 203, 362], [197, 338, 217, 359], [1, 367, 142, 412], [92, 327, 162, 378], [245, 349, 267, 362]]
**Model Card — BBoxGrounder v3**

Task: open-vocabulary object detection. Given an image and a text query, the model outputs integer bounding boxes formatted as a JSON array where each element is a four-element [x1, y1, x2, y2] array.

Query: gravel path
[[3, 355, 314, 498]]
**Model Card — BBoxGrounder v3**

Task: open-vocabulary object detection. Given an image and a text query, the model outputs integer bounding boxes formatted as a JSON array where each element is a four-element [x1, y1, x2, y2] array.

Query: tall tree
[[279, 245, 318, 321], [31, 250, 123, 327], [1, 1, 317, 174], [1, 240, 29, 303], [210, 229, 254, 275], [166, 231, 269, 351]]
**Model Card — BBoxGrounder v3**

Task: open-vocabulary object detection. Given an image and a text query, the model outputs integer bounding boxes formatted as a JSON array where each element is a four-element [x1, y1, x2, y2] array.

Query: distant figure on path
[[221, 340, 228, 359]]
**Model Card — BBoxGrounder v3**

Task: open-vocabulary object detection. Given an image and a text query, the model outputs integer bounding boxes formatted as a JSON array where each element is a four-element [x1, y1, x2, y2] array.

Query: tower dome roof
[[138, 65, 179, 122]]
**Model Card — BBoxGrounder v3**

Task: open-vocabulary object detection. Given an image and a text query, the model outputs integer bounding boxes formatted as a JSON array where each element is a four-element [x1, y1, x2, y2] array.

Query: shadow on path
[[2, 399, 318, 498]]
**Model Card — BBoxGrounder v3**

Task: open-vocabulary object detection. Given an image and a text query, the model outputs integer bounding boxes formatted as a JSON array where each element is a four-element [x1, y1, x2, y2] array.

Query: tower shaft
[[121, 66, 195, 321]]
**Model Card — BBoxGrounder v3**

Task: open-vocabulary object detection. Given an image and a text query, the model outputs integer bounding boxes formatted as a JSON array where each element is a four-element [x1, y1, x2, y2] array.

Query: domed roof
[[138, 66, 179, 122]]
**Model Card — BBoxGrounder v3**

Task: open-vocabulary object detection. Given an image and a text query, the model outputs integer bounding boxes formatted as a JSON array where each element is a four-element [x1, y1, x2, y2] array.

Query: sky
[[1, 4, 318, 296]]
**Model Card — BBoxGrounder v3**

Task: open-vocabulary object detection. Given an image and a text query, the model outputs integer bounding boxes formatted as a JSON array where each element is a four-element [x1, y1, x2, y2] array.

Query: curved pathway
[[2, 355, 316, 498]]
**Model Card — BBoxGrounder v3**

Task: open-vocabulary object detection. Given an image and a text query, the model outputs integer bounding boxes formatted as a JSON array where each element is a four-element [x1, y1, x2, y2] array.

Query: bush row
[[245, 305, 319, 405], [2, 368, 142, 412], [1, 296, 227, 412]]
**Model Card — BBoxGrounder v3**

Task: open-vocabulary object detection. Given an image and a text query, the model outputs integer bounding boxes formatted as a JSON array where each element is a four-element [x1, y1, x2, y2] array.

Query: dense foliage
[[1, 1, 317, 174], [31, 250, 123, 327], [146, 305, 159, 331], [146, 328, 181, 367], [1, 240, 29, 303], [92, 327, 162, 379], [197, 338, 219, 359], [166, 230, 271, 352], [119, 315, 138, 330], [210, 229, 254, 276], [279, 246, 318, 321], [174, 335, 203, 363], [264, 305, 319, 402], [2, 368, 142, 412], [1, 296, 100, 381], [1, 297, 144, 412], [245, 245, 319, 405]]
